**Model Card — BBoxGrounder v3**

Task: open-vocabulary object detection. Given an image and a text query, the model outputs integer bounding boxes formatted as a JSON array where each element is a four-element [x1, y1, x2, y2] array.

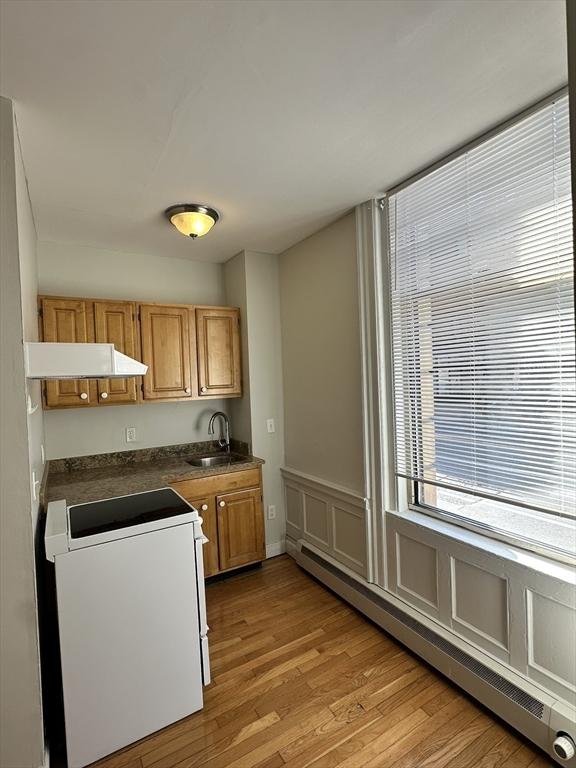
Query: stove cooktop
[[69, 488, 194, 539]]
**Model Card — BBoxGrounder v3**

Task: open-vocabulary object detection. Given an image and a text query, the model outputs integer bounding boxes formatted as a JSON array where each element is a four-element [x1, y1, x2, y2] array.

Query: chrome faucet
[[208, 411, 230, 453]]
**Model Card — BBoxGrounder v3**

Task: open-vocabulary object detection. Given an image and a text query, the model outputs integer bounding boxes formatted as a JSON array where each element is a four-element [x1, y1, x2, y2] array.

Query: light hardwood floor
[[95, 555, 552, 768]]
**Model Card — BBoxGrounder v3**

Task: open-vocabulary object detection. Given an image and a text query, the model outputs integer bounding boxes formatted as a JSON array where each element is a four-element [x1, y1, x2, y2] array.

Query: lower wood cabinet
[[171, 467, 265, 577], [186, 496, 219, 577], [216, 488, 265, 571]]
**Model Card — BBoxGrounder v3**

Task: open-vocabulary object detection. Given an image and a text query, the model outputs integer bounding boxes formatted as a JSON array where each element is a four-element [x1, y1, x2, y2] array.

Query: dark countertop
[[44, 441, 264, 506]]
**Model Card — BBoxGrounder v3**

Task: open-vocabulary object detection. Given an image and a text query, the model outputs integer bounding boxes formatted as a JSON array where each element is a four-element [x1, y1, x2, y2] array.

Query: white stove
[[46, 487, 210, 768]]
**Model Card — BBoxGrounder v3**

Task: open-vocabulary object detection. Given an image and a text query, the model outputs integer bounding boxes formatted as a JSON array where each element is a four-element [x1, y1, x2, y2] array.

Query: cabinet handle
[[100, 392, 108, 399], [80, 392, 88, 400], [185, 387, 191, 394], [201, 386, 207, 393], [201, 504, 208, 511], [219, 500, 226, 508]]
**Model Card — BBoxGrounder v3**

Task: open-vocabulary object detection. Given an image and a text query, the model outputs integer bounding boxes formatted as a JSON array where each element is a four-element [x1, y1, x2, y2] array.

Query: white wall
[[37, 241, 230, 458], [0, 96, 45, 768], [279, 212, 365, 494], [224, 251, 286, 553], [15, 111, 45, 522]]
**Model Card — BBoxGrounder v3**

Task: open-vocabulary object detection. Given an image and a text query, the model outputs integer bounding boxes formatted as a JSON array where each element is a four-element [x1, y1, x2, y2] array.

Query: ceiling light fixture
[[165, 204, 220, 239]]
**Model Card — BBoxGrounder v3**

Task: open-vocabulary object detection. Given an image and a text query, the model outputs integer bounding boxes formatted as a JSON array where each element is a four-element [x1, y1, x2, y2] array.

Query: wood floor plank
[[142, 708, 264, 768], [418, 713, 493, 767], [279, 677, 445, 768], [500, 746, 551, 768], [94, 555, 550, 768]]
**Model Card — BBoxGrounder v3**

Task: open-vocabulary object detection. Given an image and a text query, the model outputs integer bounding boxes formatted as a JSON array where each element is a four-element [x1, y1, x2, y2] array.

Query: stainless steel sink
[[185, 453, 246, 468]]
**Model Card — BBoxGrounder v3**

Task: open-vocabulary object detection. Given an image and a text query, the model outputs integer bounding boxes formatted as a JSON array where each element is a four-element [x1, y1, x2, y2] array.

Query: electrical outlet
[[266, 418, 275, 434], [267, 505, 276, 520], [126, 427, 137, 443]]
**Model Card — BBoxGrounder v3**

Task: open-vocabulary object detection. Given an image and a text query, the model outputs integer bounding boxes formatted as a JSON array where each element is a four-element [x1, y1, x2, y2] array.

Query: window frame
[[357, 86, 574, 568]]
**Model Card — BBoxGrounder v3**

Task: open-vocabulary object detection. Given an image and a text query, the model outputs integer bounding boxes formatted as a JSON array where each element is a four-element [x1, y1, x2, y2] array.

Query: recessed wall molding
[[385, 512, 576, 702], [282, 467, 368, 577]]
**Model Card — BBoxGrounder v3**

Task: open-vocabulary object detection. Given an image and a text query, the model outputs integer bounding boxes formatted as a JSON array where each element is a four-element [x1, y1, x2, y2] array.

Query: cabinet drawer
[[171, 467, 261, 502]]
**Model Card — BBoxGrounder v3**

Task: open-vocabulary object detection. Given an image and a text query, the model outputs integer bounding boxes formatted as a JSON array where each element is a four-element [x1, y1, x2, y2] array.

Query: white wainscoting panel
[[526, 587, 576, 700], [450, 557, 510, 661], [386, 512, 576, 701], [282, 468, 368, 577], [390, 532, 440, 619], [303, 493, 330, 550]]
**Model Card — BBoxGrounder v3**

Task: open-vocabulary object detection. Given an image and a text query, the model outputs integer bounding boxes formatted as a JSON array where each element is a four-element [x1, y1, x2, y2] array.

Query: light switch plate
[[266, 419, 275, 434]]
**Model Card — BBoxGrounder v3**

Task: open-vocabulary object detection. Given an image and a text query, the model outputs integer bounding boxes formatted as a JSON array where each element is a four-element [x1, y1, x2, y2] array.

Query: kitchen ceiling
[[0, 0, 568, 263]]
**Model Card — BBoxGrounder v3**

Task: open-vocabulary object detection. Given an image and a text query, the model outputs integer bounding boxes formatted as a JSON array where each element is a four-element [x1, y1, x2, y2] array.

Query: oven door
[[193, 519, 211, 685]]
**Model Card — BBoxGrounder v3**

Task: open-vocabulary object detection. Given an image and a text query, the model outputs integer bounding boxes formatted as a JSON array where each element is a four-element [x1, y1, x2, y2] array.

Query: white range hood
[[24, 342, 148, 380]]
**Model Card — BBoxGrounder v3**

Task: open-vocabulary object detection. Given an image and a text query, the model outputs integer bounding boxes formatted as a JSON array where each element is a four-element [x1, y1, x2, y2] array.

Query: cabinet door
[[196, 308, 241, 397], [139, 305, 195, 401], [94, 301, 139, 405], [216, 488, 265, 571], [41, 297, 94, 407], [188, 497, 219, 577]]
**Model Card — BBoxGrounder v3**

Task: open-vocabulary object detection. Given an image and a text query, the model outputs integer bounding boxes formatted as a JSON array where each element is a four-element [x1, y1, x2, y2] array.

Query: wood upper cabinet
[[40, 296, 139, 408], [196, 308, 241, 397], [139, 304, 196, 401], [38, 295, 242, 407], [93, 300, 139, 405], [40, 297, 94, 407], [216, 488, 265, 571]]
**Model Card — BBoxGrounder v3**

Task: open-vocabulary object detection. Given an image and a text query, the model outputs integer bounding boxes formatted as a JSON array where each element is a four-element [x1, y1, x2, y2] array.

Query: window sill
[[389, 507, 576, 583]]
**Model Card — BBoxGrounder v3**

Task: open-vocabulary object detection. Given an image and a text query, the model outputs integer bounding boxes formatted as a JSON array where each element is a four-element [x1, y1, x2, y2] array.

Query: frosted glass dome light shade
[[165, 204, 220, 238]]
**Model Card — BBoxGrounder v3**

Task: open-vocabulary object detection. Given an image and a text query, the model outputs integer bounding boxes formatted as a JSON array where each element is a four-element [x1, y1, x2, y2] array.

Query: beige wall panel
[[333, 504, 367, 575], [285, 484, 303, 539], [279, 213, 364, 494], [303, 493, 330, 548]]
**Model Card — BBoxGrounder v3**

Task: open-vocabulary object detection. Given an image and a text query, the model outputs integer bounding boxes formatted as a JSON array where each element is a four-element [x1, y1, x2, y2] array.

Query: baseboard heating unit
[[289, 539, 576, 767]]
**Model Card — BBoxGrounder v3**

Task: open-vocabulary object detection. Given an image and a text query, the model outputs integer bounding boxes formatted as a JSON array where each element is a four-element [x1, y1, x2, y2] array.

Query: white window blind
[[388, 94, 575, 521]]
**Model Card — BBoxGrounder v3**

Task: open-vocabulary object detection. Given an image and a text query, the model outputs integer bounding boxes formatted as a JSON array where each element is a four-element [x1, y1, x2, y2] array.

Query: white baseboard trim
[[266, 540, 286, 558]]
